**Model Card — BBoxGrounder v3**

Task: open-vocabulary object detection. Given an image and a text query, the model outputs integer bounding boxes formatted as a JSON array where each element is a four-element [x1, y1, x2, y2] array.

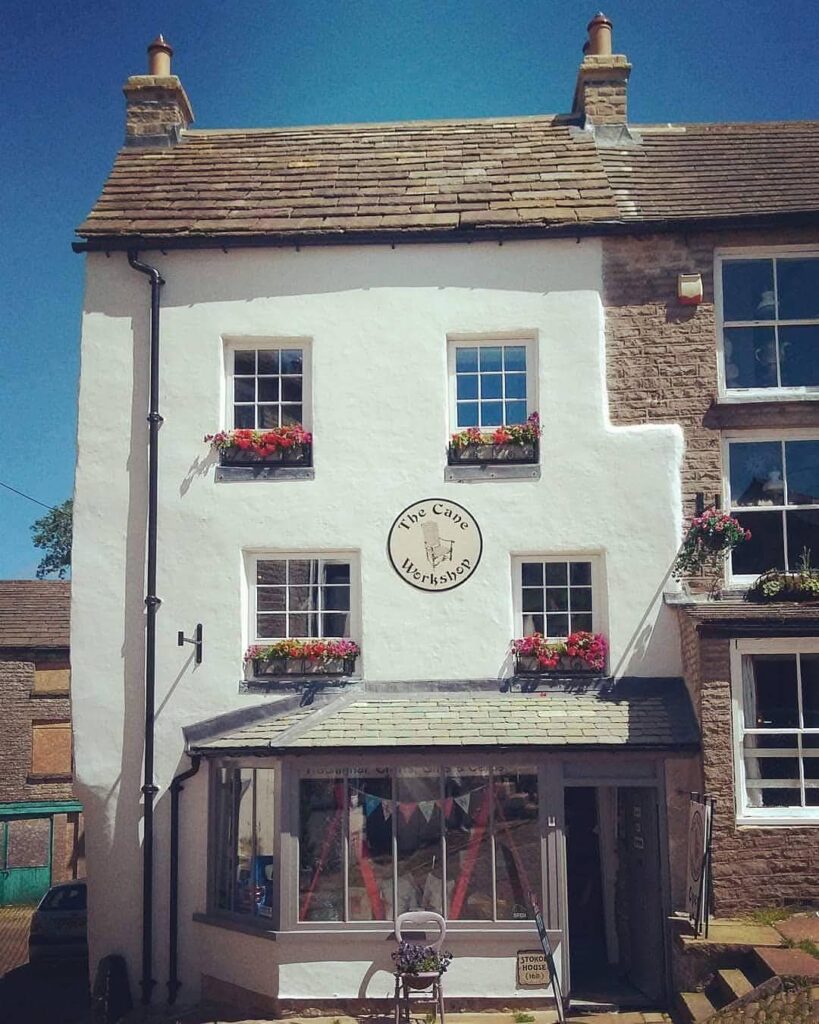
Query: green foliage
[[745, 907, 791, 927], [747, 550, 819, 604], [31, 499, 72, 579], [512, 1013, 535, 1023]]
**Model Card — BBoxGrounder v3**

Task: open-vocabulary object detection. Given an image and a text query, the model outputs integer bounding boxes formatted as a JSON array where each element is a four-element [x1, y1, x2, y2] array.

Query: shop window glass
[[348, 774, 393, 921], [396, 771, 443, 915], [212, 767, 275, 917], [494, 773, 540, 920], [444, 772, 492, 921], [299, 777, 345, 922]]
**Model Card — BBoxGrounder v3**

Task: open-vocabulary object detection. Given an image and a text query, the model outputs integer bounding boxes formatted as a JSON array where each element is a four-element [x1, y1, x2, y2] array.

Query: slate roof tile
[[0, 581, 71, 650]]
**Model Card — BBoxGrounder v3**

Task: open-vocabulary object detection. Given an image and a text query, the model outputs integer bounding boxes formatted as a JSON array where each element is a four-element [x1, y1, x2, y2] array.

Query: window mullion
[[489, 771, 497, 922], [566, 563, 573, 635], [342, 776, 349, 922], [440, 770, 447, 918], [772, 259, 783, 388]]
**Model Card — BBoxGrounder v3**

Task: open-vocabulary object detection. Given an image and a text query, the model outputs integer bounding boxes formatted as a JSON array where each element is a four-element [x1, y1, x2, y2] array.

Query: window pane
[[729, 442, 783, 507], [299, 779, 345, 921], [479, 347, 502, 372], [257, 613, 285, 638], [777, 259, 819, 320], [213, 769, 234, 911], [257, 587, 286, 611], [545, 563, 568, 586], [780, 325, 819, 387], [480, 374, 502, 399], [800, 654, 819, 728], [254, 770, 276, 919], [322, 612, 350, 637], [259, 405, 279, 428], [525, 613, 545, 635], [570, 562, 592, 585], [6, 819, 50, 869], [234, 405, 254, 428], [546, 613, 569, 637], [280, 349, 303, 374], [288, 612, 320, 637], [504, 346, 527, 371], [445, 773, 492, 921], [289, 560, 317, 584], [321, 585, 350, 611], [396, 773, 443, 915], [505, 373, 527, 399], [545, 588, 568, 612], [786, 441, 819, 506], [522, 589, 544, 613], [722, 260, 775, 321], [505, 401, 528, 424], [234, 378, 255, 402], [572, 613, 594, 633], [495, 773, 539, 921], [233, 769, 255, 915], [481, 401, 503, 426], [234, 350, 256, 374], [349, 777, 392, 921], [730, 511, 785, 575], [786, 510, 819, 570], [281, 377, 303, 402], [323, 563, 351, 585], [457, 402, 479, 428], [281, 404, 303, 426], [751, 654, 799, 728], [257, 560, 286, 584], [457, 374, 478, 401], [521, 563, 544, 586], [571, 587, 593, 612], [743, 734, 801, 809], [258, 378, 279, 402], [456, 347, 478, 373], [804, 736, 819, 806], [723, 327, 777, 389], [257, 350, 279, 374], [289, 586, 317, 611]]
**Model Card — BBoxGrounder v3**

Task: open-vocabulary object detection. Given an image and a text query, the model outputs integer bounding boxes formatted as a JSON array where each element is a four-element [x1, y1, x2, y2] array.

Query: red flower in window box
[[205, 426, 313, 465], [448, 413, 541, 465], [511, 631, 607, 673], [246, 639, 359, 678]]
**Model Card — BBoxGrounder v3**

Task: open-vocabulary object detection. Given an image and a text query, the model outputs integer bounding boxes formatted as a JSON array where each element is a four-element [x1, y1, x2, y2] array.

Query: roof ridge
[[182, 112, 566, 136]]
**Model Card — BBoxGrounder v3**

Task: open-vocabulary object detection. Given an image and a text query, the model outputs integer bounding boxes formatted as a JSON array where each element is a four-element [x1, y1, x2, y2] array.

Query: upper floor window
[[228, 344, 308, 430], [514, 557, 597, 638], [731, 639, 819, 822], [718, 253, 819, 395], [251, 556, 355, 642], [448, 339, 535, 430], [726, 435, 819, 580]]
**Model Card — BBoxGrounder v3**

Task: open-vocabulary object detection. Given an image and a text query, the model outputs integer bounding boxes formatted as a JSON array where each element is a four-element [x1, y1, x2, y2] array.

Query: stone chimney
[[123, 36, 194, 147], [571, 13, 631, 125]]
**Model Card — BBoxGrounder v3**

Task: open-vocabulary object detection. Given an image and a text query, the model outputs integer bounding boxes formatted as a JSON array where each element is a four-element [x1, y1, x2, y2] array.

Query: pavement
[[0, 904, 90, 1024]]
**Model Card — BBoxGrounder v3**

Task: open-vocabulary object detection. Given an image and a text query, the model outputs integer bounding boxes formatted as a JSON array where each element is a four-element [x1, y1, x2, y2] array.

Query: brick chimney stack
[[572, 13, 631, 125], [123, 35, 194, 147]]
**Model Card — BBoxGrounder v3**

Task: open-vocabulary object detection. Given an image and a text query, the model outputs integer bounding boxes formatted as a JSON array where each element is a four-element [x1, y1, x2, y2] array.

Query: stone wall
[[715, 984, 818, 1023]]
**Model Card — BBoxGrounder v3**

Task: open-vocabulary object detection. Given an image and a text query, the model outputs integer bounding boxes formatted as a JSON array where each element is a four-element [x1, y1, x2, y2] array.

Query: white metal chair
[[393, 910, 447, 1024]]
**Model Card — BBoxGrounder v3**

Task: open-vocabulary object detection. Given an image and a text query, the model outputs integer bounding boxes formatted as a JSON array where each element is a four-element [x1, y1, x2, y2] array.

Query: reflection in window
[[521, 560, 594, 637], [739, 652, 819, 811], [297, 767, 542, 921], [232, 347, 304, 428], [454, 343, 529, 429], [721, 256, 819, 390], [213, 767, 276, 917], [728, 439, 819, 576], [255, 558, 351, 639]]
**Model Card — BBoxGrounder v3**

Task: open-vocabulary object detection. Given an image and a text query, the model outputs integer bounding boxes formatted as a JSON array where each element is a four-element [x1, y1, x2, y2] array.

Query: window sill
[[216, 465, 314, 482], [193, 912, 548, 939], [240, 676, 361, 695], [445, 463, 540, 483], [736, 814, 819, 828], [27, 774, 72, 783], [704, 399, 819, 429]]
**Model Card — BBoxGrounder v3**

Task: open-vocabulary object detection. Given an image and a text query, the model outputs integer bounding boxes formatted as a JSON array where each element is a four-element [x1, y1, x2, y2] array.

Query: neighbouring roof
[[76, 117, 819, 247], [188, 678, 699, 754], [668, 592, 819, 636], [0, 580, 70, 650]]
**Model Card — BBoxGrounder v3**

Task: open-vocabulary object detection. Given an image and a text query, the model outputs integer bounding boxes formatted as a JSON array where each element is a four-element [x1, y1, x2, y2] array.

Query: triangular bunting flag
[[442, 797, 454, 818], [419, 800, 436, 822], [363, 794, 380, 817], [454, 793, 471, 815], [399, 802, 417, 823], [381, 800, 393, 821]]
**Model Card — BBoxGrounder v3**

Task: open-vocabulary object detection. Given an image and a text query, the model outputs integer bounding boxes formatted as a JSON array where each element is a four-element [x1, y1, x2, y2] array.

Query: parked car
[[28, 879, 87, 965]]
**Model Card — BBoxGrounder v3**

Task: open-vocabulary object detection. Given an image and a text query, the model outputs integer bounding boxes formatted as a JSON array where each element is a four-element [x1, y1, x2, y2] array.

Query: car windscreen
[[39, 885, 86, 911]]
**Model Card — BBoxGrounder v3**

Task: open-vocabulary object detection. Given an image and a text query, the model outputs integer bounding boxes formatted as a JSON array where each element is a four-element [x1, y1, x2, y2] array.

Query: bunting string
[[349, 783, 488, 824]]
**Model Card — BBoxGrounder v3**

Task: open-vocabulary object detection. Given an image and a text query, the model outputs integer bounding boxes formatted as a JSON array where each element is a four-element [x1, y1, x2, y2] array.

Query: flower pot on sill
[[448, 441, 538, 465], [252, 655, 356, 678], [515, 654, 599, 675], [401, 972, 439, 990], [220, 442, 312, 466]]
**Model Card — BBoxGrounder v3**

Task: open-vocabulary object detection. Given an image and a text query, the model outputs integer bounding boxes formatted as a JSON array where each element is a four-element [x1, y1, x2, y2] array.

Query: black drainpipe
[[127, 250, 164, 1005], [167, 754, 201, 1004]]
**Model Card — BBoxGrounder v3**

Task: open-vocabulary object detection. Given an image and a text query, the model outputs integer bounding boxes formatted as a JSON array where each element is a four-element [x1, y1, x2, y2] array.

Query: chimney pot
[[147, 34, 173, 76], [586, 12, 613, 56]]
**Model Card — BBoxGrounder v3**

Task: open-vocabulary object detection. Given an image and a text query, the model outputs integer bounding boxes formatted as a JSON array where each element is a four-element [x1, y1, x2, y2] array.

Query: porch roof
[[187, 678, 699, 755]]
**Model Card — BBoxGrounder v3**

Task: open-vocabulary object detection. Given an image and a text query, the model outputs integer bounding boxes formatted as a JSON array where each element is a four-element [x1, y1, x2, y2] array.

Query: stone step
[[711, 967, 755, 1007], [753, 945, 819, 983], [675, 990, 716, 1023]]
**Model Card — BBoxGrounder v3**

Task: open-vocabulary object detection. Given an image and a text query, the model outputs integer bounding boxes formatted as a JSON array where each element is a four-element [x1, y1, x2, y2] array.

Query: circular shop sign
[[387, 498, 483, 592]]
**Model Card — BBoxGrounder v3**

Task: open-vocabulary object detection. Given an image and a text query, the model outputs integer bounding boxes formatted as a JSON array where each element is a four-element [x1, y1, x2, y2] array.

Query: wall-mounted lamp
[[678, 273, 703, 305]]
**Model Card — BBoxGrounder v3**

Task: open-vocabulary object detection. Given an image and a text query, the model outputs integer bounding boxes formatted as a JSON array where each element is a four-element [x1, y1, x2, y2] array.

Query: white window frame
[[715, 245, 819, 402], [244, 551, 361, 648], [511, 554, 605, 640], [730, 638, 819, 825], [223, 337, 313, 432], [447, 335, 537, 433], [721, 428, 819, 585]]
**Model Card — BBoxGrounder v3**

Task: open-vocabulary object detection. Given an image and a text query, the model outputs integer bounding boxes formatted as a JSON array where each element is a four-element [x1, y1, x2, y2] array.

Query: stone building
[[70, 15, 818, 1016], [0, 580, 83, 903]]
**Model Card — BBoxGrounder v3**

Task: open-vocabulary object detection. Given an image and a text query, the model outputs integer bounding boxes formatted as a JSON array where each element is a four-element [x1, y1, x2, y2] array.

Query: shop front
[[185, 682, 699, 1014]]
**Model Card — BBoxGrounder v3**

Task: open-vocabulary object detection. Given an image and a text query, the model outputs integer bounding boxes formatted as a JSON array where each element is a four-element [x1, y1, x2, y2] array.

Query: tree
[[31, 499, 72, 579]]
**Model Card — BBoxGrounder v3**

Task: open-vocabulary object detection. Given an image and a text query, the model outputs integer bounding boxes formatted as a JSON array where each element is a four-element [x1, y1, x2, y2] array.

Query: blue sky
[[1, 0, 818, 577]]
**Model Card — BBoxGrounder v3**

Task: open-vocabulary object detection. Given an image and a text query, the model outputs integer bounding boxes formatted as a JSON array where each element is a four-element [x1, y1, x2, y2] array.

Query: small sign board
[[687, 795, 714, 936], [517, 949, 550, 987]]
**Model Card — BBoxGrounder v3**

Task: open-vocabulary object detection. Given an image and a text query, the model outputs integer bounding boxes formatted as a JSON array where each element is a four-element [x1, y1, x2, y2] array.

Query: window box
[[511, 632, 608, 675], [448, 439, 538, 465], [219, 441, 312, 467], [246, 639, 360, 680], [514, 653, 601, 675], [206, 427, 312, 466], [746, 568, 819, 604]]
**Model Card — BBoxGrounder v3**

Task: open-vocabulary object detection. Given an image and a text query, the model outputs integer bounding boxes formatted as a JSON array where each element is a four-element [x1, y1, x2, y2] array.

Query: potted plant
[[746, 549, 819, 603], [205, 426, 312, 465], [511, 631, 607, 674], [448, 412, 541, 465], [246, 639, 359, 678], [672, 507, 750, 578], [392, 941, 453, 989]]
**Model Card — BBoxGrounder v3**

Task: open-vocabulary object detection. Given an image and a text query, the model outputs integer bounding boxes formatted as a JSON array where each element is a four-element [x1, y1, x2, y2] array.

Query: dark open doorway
[[564, 785, 666, 1008]]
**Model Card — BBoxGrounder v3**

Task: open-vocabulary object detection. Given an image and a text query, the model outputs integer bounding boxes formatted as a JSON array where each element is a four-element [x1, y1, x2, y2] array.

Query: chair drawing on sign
[[422, 522, 454, 568], [393, 910, 447, 1024]]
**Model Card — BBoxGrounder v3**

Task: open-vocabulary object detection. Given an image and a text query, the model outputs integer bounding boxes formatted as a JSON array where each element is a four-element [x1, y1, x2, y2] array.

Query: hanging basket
[[401, 972, 439, 990]]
